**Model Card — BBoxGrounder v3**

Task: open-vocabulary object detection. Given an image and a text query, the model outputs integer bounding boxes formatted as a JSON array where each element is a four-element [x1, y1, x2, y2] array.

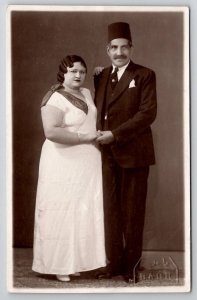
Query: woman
[[32, 55, 106, 282]]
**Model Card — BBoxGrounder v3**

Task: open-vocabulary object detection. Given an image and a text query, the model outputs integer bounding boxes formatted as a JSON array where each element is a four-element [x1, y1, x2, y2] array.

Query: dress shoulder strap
[[41, 83, 62, 107], [57, 89, 88, 115]]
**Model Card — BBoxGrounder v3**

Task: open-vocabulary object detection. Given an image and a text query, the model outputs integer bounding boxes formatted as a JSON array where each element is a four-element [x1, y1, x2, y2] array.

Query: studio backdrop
[[11, 9, 185, 250]]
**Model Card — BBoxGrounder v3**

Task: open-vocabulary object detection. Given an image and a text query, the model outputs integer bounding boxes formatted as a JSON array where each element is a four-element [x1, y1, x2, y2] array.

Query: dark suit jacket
[[94, 60, 157, 168]]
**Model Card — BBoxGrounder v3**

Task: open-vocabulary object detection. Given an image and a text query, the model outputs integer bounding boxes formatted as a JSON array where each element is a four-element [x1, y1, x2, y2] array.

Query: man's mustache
[[114, 55, 127, 59]]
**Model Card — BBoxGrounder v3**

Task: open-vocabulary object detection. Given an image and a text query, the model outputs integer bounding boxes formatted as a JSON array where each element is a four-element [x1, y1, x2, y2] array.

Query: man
[[94, 22, 157, 282]]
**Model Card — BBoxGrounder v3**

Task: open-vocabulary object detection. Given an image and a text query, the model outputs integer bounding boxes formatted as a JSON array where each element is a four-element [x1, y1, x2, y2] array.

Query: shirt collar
[[112, 61, 130, 73]]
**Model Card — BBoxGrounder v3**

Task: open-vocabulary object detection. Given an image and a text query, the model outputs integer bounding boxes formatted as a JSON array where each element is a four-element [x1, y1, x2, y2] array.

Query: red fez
[[108, 22, 132, 42]]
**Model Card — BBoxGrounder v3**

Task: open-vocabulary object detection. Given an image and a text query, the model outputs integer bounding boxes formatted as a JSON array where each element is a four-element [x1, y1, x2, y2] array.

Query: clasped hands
[[96, 130, 114, 144], [78, 130, 114, 144]]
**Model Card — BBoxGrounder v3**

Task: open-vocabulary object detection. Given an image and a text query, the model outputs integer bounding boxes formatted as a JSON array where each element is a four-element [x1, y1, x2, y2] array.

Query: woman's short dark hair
[[57, 55, 87, 83]]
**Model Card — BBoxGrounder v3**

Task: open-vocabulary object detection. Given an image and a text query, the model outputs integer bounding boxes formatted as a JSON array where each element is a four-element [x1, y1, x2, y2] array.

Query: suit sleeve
[[94, 74, 102, 94], [112, 70, 157, 143]]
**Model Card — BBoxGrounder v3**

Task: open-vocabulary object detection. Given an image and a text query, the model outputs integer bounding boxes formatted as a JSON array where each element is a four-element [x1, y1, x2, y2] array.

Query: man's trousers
[[101, 146, 149, 276]]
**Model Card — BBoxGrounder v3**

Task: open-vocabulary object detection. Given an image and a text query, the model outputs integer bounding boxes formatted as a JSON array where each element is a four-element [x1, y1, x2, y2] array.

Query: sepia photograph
[[6, 5, 190, 293]]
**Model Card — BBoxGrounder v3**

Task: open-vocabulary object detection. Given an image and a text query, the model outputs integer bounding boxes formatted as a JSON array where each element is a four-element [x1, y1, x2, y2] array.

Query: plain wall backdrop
[[11, 10, 184, 250]]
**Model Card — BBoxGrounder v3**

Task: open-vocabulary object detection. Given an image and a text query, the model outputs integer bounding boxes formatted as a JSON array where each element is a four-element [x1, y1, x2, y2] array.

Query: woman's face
[[63, 62, 86, 90]]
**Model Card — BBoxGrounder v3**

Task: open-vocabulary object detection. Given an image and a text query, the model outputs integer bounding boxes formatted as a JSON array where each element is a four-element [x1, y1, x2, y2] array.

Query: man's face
[[107, 38, 132, 68]]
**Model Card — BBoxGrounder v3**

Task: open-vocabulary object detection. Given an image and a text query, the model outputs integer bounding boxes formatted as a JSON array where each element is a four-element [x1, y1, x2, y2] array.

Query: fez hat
[[108, 22, 132, 42]]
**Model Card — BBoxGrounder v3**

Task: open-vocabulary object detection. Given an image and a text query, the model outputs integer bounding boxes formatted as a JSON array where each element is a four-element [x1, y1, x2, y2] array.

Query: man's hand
[[96, 131, 115, 144], [93, 66, 105, 76]]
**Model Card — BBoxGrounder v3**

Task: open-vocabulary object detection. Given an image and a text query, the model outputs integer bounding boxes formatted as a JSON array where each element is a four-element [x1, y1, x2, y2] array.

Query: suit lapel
[[108, 61, 135, 107]]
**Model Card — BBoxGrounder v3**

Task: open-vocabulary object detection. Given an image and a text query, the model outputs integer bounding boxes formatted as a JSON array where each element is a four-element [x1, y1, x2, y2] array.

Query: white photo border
[[5, 3, 191, 295]]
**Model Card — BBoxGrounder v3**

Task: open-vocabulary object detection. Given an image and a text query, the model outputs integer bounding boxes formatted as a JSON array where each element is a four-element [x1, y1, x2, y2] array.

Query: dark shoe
[[124, 274, 134, 284], [95, 270, 112, 279]]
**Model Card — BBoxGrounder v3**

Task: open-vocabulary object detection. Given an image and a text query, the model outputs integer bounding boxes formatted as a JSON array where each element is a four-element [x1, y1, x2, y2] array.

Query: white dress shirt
[[112, 61, 130, 81]]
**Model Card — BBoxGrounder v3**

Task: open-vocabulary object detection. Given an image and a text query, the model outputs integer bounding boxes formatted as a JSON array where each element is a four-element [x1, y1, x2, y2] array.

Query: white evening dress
[[32, 87, 106, 275]]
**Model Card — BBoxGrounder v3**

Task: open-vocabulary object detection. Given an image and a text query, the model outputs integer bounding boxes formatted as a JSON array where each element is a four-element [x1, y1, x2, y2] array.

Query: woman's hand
[[77, 131, 98, 143], [96, 131, 115, 144]]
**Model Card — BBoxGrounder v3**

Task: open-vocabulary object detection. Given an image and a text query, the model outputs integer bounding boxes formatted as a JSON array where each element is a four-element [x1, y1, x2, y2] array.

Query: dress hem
[[32, 263, 106, 275]]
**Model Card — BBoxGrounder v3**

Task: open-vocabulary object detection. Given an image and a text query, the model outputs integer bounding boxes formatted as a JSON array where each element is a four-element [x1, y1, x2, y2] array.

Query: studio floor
[[10, 248, 185, 292]]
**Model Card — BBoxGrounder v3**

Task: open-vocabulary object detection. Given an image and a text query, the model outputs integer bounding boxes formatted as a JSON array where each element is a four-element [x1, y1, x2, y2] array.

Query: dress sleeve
[[46, 92, 66, 112]]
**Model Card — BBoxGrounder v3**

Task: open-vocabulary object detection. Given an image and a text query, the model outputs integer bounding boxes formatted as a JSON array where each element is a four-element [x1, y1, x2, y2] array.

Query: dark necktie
[[110, 67, 119, 90]]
